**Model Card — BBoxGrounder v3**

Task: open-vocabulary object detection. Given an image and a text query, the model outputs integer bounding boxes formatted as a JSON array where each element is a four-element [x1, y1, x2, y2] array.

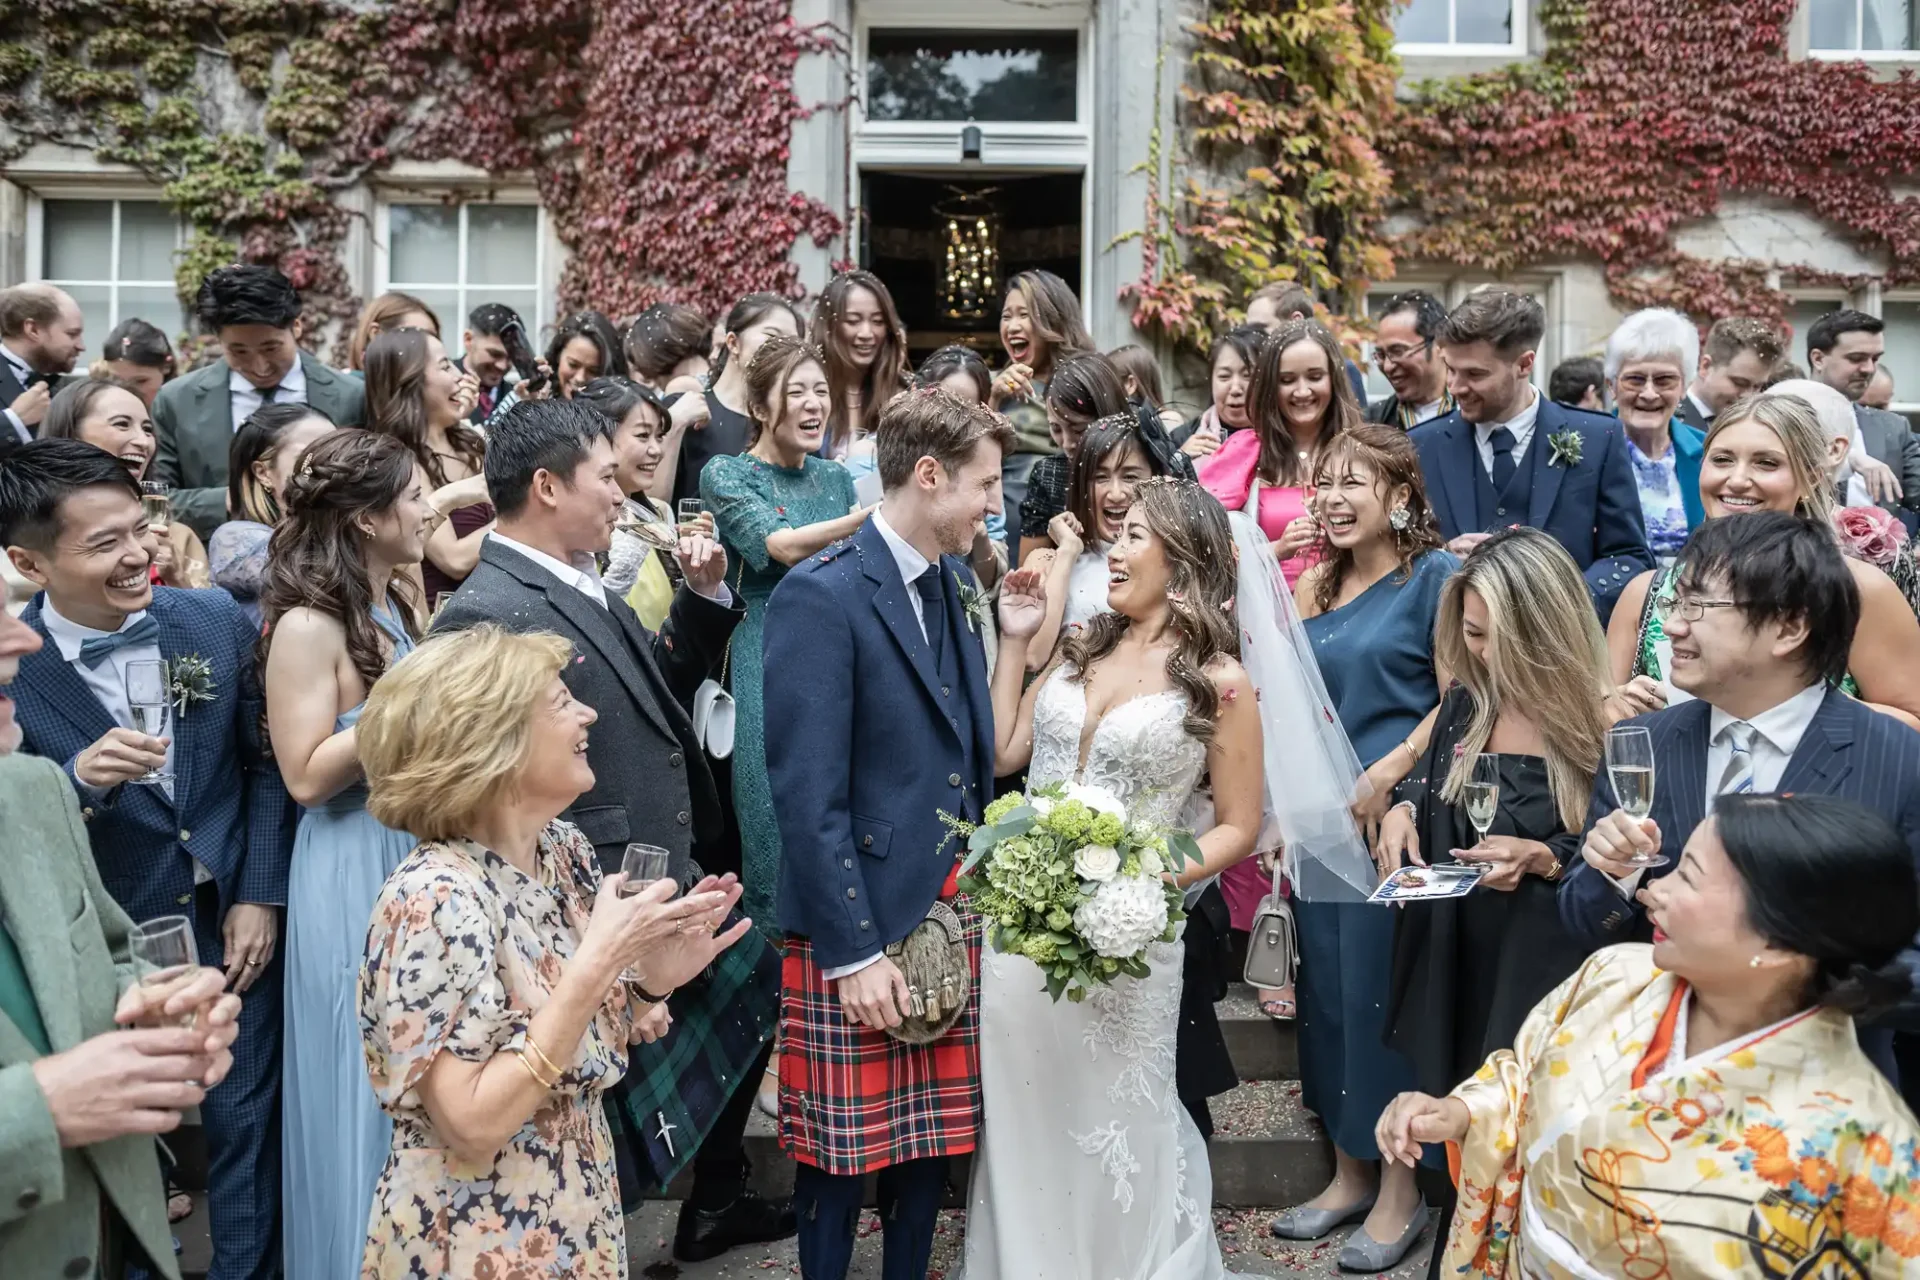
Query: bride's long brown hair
[[1061, 478, 1239, 743]]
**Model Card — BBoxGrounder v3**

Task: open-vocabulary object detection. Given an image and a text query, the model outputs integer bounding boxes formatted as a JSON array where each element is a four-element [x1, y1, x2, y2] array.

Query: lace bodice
[[1029, 666, 1208, 832]]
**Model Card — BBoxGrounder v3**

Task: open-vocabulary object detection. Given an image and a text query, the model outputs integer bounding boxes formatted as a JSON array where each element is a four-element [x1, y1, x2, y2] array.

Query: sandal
[[1258, 985, 1297, 1022], [167, 1189, 193, 1224]]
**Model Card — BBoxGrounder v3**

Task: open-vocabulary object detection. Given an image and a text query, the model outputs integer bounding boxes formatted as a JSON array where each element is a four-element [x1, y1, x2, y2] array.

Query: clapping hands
[[997, 567, 1048, 639]]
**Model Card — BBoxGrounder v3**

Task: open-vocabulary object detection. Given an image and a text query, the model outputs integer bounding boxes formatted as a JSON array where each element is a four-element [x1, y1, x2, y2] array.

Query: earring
[[360, 526, 374, 539], [1748, 955, 1764, 969], [1388, 505, 1412, 533]]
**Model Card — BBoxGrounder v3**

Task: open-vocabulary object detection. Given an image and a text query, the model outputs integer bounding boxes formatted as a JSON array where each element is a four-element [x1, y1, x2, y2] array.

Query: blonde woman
[[1377, 527, 1603, 1098], [357, 627, 753, 1280], [1608, 392, 1920, 729]]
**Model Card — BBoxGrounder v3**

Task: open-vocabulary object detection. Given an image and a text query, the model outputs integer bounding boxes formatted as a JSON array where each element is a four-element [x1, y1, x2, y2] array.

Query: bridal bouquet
[[952, 782, 1202, 1002]]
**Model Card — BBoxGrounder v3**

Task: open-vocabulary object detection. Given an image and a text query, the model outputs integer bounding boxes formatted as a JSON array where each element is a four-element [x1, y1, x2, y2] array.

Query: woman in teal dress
[[259, 431, 433, 1279], [701, 335, 869, 934], [1276, 424, 1458, 1274]]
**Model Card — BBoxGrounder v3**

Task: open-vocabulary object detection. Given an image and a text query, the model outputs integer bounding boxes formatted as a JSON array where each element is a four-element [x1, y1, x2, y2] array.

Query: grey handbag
[[1242, 861, 1299, 989]]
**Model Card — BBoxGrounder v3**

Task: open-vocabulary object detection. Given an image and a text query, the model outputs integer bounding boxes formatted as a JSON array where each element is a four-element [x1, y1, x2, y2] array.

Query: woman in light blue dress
[[259, 431, 435, 1278]]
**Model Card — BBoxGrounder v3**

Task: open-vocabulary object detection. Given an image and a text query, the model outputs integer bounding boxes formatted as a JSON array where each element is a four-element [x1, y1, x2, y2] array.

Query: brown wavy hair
[[1062, 478, 1239, 744], [1249, 317, 1363, 487], [349, 291, 440, 371], [1309, 423, 1444, 616], [365, 327, 485, 488], [261, 430, 423, 693], [809, 270, 909, 457]]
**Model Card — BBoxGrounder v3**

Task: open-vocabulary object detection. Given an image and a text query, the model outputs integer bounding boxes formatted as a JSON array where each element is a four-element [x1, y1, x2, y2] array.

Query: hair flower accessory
[[1547, 429, 1583, 469]]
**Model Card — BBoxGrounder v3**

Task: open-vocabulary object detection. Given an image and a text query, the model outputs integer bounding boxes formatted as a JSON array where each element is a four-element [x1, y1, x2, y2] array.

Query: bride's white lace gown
[[963, 666, 1239, 1280]]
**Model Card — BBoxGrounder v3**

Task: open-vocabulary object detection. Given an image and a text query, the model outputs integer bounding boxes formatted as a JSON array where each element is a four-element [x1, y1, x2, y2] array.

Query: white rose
[[1073, 843, 1122, 882], [1029, 794, 1056, 818], [1137, 846, 1164, 877], [1067, 783, 1127, 820]]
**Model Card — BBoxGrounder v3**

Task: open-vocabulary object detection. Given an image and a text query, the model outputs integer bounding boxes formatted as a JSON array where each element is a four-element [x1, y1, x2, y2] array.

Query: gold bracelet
[[511, 1048, 559, 1091], [523, 1035, 566, 1083], [1398, 738, 1419, 763]]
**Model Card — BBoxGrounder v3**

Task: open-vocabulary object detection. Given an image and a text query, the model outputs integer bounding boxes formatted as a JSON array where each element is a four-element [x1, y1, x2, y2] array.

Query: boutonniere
[[954, 572, 991, 634], [163, 655, 218, 715], [1547, 429, 1583, 469]]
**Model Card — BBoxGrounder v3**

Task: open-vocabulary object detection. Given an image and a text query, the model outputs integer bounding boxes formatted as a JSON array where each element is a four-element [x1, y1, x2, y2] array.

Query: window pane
[[1863, 0, 1914, 48], [1395, 0, 1451, 42], [1881, 302, 1920, 401], [118, 203, 179, 281], [1456, 0, 1514, 44], [1364, 293, 1400, 400], [1787, 299, 1844, 368], [464, 288, 539, 340], [388, 205, 459, 284], [866, 30, 1077, 123], [403, 289, 462, 346], [116, 286, 187, 339], [467, 206, 539, 286], [1809, 0, 1859, 49], [62, 284, 111, 357], [44, 200, 114, 281]]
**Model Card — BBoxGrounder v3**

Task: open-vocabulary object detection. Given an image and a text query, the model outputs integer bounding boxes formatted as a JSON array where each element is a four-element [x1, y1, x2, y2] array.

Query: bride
[[964, 478, 1371, 1279]]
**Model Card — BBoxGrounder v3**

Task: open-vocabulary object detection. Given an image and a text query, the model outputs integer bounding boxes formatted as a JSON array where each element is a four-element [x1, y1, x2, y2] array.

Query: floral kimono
[[1444, 943, 1920, 1279]]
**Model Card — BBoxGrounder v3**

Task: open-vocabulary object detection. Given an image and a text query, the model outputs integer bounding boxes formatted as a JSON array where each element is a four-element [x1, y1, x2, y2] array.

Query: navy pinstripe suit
[[10, 586, 291, 1280], [1559, 687, 1920, 1086]]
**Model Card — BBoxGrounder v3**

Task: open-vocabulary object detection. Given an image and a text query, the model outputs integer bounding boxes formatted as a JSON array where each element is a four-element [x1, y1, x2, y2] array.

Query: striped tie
[[1715, 722, 1756, 801]]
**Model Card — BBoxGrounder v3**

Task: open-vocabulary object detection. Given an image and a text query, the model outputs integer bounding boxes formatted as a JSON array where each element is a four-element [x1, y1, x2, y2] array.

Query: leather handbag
[[881, 900, 972, 1045], [1242, 861, 1298, 990]]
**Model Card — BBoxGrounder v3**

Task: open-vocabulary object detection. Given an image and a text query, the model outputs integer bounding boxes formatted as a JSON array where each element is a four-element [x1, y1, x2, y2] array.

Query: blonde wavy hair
[[1433, 528, 1608, 832], [360, 626, 574, 840], [1704, 392, 1838, 529]]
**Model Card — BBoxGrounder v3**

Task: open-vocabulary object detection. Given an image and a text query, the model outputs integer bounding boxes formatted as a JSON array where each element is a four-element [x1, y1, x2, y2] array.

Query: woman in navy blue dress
[[1278, 423, 1457, 1273]]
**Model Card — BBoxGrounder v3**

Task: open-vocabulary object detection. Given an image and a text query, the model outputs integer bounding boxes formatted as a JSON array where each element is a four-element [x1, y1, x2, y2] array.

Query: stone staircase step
[[1220, 982, 1299, 1080]]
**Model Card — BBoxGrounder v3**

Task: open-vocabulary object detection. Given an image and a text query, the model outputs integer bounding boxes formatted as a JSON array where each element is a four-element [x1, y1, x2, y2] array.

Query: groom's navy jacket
[[764, 519, 997, 969], [1409, 399, 1652, 624]]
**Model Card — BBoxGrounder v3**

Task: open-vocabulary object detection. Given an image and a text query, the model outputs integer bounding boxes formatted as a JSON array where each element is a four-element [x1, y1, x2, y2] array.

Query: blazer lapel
[[194, 361, 232, 439], [1779, 688, 1854, 794], [945, 558, 995, 781], [1663, 700, 1712, 843], [857, 525, 950, 724], [1526, 401, 1570, 531], [152, 593, 199, 806], [302, 354, 341, 422], [1431, 419, 1479, 539], [17, 606, 118, 746]]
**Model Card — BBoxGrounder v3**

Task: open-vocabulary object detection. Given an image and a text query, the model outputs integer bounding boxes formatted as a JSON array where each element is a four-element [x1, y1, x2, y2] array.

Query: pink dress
[[1197, 428, 1313, 940], [1196, 428, 1318, 589]]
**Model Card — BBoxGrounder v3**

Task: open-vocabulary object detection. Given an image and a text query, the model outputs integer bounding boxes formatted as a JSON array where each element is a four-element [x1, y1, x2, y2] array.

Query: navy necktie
[[915, 565, 947, 668], [258, 384, 282, 406], [77, 615, 159, 670], [1488, 426, 1518, 492]]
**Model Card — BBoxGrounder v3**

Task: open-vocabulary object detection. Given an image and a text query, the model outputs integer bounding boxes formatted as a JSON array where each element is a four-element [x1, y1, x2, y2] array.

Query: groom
[[763, 388, 1012, 1280]]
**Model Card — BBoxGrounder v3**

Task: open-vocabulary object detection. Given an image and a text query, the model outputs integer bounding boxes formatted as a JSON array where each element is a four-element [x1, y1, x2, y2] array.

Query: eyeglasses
[[1654, 595, 1742, 622], [1616, 372, 1684, 394], [1376, 340, 1432, 365]]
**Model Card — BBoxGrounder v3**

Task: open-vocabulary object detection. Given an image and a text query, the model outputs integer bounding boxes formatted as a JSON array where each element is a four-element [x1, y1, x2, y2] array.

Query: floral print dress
[[358, 822, 638, 1280]]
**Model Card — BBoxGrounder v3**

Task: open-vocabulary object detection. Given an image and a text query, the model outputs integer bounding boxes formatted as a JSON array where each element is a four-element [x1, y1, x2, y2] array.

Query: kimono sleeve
[[359, 864, 528, 1113]]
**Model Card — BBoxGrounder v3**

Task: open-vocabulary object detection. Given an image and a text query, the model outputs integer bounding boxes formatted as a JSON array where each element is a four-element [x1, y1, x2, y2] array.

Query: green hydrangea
[[1044, 800, 1094, 844], [1121, 853, 1141, 877], [1099, 956, 1121, 976], [1045, 907, 1072, 932], [983, 792, 1024, 826], [1089, 812, 1125, 846], [1020, 934, 1059, 965]]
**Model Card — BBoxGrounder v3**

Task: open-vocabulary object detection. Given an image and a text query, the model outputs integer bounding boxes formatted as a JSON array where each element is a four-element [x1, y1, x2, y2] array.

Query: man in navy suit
[[763, 389, 1012, 1280], [1561, 513, 1920, 1088], [1410, 288, 1652, 623], [0, 440, 291, 1280]]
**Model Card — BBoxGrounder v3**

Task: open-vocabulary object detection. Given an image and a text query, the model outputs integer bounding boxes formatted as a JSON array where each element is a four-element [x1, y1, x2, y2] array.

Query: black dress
[[674, 390, 755, 509], [1383, 685, 1590, 1099]]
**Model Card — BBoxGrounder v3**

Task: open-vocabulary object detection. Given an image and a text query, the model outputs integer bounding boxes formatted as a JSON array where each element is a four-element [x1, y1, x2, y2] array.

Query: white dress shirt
[[43, 602, 213, 884], [4, 343, 37, 444], [1473, 386, 1541, 478], [825, 508, 930, 981], [1610, 681, 1826, 897], [228, 355, 308, 431]]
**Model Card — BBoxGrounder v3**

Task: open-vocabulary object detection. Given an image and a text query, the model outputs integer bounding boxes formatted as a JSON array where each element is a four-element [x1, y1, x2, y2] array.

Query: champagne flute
[[1605, 726, 1666, 868], [619, 843, 673, 899], [129, 915, 201, 1029], [1463, 751, 1501, 846], [139, 480, 171, 535], [676, 498, 709, 539], [123, 659, 173, 784]]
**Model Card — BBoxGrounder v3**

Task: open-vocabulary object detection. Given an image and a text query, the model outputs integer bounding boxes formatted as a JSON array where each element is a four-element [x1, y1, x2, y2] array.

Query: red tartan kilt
[[776, 899, 983, 1177]]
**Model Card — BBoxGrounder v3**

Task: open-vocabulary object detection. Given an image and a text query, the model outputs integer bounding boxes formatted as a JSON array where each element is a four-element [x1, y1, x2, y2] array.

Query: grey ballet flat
[[1269, 1193, 1377, 1241], [1336, 1200, 1428, 1273]]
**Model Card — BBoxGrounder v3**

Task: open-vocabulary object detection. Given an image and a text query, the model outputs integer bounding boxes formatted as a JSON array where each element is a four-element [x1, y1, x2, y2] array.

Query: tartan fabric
[[777, 900, 983, 1177], [608, 911, 779, 1187]]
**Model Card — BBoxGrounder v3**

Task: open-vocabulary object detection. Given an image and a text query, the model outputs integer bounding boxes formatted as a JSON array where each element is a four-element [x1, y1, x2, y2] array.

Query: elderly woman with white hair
[[1604, 308, 1707, 562]]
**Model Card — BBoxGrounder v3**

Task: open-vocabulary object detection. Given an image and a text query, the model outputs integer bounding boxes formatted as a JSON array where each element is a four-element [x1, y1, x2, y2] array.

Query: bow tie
[[76, 615, 160, 670]]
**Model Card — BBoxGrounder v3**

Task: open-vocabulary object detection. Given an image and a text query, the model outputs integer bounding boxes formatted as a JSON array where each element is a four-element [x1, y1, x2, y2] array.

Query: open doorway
[[860, 170, 1083, 366]]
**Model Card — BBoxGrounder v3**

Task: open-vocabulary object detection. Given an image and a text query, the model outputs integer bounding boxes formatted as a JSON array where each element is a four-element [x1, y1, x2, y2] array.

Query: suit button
[[16, 1189, 38, 1210], [668, 753, 683, 769], [843, 858, 854, 869], [64, 1258, 89, 1279], [676, 812, 690, 826], [1496, 507, 1506, 516], [860, 920, 871, 930], [178, 829, 191, 841], [81, 807, 93, 820], [862, 835, 873, 849], [846, 888, 858, 900], [941, 686, 950, 697], [948, 774, 961, 787]]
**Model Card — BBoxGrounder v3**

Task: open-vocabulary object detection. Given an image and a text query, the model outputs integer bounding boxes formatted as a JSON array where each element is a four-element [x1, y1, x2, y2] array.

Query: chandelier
[[935, 189, 999, 322]]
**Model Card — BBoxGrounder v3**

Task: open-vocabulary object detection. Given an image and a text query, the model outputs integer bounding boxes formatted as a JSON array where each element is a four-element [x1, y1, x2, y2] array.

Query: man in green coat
[[0, 575, 243, 1278]]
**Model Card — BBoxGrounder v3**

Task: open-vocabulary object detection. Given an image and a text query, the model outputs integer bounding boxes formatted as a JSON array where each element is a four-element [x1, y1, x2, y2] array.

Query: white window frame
[[1804, 0, 1920, 59], [372, 188, 552, 353], [1782, 285, 1856, 373], [1395, 0, 1529, 57], [23, 190, 188, 332], [1844, 283, 1920, 415]]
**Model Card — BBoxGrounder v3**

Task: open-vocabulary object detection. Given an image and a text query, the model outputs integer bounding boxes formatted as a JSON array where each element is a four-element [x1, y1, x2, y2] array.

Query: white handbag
[[692, 679, 735, 759], [1242, 861, 1298, 989]]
